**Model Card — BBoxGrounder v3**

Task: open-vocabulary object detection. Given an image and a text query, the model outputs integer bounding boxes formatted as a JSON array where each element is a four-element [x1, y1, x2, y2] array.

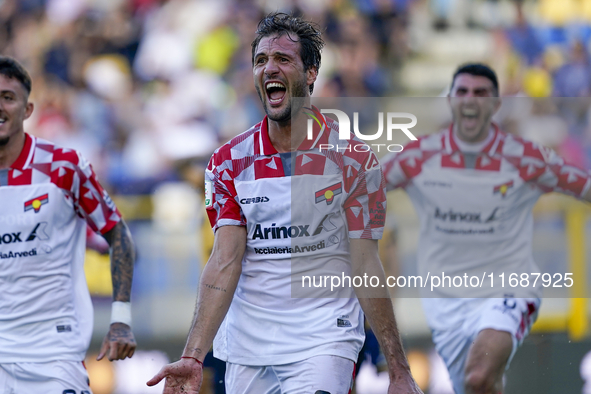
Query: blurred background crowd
[[8, 0, 591, 191], [3, 0, 591, 393]]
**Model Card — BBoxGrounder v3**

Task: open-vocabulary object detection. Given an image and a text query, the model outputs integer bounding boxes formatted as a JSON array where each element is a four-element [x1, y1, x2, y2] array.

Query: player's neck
[[268, 113, 308, 153], [0, 131, 25, 170], [454, 126, 494, 153]]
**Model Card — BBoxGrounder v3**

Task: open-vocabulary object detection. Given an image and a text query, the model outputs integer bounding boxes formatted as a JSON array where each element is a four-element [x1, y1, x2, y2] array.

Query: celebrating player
[[0, 56, 136, 392], [382, 63, 591, 394], [148, 12, 421, 394]]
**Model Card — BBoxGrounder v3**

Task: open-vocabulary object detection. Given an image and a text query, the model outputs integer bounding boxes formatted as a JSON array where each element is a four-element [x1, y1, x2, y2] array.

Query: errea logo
[[304, 107, 418, 153]]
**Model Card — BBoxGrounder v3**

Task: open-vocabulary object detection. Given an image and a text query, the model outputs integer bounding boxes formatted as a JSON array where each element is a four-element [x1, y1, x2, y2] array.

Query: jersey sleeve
[[205, 148, 247, 232], [343, 143, 386, 240], [53, 149, 121, 234], [381, 139, 423, 190], [522, 142, 591, 197]]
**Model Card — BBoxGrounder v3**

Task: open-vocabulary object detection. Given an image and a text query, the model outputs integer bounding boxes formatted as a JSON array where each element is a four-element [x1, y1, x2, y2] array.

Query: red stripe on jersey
[[10, 133, 33, 169], [295, 153, 327, 176], [254, 157, 285, 179], [475, 155, 501, 171], [9, 168, 32, 185], [441, 152, 465, 168]]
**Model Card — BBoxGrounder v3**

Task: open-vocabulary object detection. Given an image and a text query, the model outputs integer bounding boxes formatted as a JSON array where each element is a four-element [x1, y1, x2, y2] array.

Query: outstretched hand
[[147, 357, 204, 394], [388, 372, 424, 394], [97, 322, 136, 361]]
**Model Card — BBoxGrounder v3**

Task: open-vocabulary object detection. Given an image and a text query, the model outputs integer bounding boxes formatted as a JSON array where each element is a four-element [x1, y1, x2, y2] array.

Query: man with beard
[[382, 63, 591, 394], [0, 56, 136, 392], [148, 12, 421, 394]]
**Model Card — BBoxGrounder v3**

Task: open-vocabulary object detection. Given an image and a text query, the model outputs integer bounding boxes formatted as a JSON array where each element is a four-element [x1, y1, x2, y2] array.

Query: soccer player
[[382, 63, 591, 394], [148, 12, 421, 394], [0, 56, 136, 392]]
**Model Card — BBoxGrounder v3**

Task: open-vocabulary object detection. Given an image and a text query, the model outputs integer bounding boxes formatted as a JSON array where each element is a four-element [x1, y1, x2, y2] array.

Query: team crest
[[24, 194, 49, 213], [315, 183, 342, 205], [493, 180, 514, 197]]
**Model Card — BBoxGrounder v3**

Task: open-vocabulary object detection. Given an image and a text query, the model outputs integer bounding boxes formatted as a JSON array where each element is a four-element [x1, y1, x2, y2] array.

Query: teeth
[[462, 108, 477, 116], [266, 82, 285, 90]]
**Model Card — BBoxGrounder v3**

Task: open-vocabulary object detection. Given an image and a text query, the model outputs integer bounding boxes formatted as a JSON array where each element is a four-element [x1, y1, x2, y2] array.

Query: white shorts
[[0, 360, 92, 394], [225, 355, 355, 394], [432, 297, 540, 394]]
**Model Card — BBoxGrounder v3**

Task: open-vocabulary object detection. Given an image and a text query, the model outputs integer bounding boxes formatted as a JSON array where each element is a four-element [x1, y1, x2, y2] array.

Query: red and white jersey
[[382, 126, 591, 329], [206, 115, 386, 366], [0, 134, 121, 362]]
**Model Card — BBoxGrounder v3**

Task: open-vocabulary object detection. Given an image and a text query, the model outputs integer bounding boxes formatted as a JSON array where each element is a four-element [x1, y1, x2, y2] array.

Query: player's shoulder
[[31, 135, 85, 167], [211, 122, 260, 160], [500, 131, 552, 162], [207, 121, 262, 175], [382, 130, 444, 166]]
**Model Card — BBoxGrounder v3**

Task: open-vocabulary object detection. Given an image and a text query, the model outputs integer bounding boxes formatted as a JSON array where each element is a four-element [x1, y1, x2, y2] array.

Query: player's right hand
[[388, 372, 424, 394], [146, 357, 203, 394]]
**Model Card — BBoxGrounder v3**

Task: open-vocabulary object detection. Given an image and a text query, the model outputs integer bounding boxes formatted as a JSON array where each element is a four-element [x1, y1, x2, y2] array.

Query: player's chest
[[413, 165, 538, 210], [235, 174, 345, 224], [0, 184, 74, 241]]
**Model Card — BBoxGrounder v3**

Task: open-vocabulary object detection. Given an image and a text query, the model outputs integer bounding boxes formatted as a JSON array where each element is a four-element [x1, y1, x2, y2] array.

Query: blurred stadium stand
[[2, 0, 591, 392]]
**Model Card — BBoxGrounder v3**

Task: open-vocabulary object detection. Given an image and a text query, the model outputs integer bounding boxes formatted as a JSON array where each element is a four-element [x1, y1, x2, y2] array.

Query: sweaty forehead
[[255, 33, 301, 57]]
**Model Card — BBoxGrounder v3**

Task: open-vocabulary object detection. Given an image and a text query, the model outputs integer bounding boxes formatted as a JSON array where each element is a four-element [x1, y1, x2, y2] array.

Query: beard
[[256, 77, 309, 124], [0, 136, 8, 146]]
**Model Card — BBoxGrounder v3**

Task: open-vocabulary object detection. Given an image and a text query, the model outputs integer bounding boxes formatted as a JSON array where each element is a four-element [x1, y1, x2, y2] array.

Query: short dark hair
[[252, 12, 324, 94], [0, 56, 31, 96], [451, 63, 498, 96]]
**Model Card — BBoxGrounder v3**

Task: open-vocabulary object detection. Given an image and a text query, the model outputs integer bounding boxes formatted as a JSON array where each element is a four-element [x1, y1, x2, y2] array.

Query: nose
[[264, 58, 280, 77]]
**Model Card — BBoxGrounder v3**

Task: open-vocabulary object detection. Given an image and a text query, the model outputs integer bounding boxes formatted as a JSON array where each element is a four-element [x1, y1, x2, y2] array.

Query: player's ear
[[24, 102, 34, 119], [492, 97, 502, 114], [306, 66, 318, 88]]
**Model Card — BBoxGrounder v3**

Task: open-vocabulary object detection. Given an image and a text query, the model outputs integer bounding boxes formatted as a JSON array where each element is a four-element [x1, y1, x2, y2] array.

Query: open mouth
[[460, 108, 479, 128], [265, 82, 286, 105]]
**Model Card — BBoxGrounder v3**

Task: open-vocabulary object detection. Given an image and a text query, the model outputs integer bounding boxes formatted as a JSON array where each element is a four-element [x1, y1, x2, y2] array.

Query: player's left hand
[[97, 322, 137, 361]]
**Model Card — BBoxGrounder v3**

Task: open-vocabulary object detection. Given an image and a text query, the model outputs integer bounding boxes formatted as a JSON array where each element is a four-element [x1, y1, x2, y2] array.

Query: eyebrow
[[254, 50, 294, 60]]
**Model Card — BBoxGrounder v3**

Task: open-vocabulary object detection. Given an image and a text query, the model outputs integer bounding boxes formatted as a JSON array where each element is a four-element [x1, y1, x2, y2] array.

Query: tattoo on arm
[[104, 221, 135, 302], [204, 284, 227, 292]]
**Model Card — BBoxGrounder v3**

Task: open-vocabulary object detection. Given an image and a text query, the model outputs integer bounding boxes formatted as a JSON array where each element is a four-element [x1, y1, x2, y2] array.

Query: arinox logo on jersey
[[315, 183, 342, 205], [434, 207, 500, 223], [0, 222, 50, 245], [24, 194, 48, 213], [240, 196, 270, 204], [252, 223, 311, 240]]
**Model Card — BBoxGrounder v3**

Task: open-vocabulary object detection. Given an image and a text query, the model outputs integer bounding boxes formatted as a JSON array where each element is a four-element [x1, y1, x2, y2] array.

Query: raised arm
[[97, 219, 137, 361], [147, 225, 246, 393], [350, 238, 422, 394]]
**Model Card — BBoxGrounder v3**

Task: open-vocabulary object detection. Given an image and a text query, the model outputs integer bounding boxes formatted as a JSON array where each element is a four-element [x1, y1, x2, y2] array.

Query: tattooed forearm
[[204, 284, 226, 292], [103, 220, 135, 302]]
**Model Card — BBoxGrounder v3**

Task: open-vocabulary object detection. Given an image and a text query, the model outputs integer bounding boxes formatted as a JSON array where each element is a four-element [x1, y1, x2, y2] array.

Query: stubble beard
[[256, 78, 308, 125]]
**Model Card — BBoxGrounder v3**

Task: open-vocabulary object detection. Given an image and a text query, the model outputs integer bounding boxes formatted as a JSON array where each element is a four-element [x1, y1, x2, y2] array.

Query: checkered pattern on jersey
[[5, 134, 121, 234], [206, 116, 386, 238], [383, 125, 591, 197]]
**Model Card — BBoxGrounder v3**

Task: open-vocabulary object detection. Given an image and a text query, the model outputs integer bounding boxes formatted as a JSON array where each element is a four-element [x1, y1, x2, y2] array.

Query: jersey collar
[[447, 123, 501, 156], [10, 133, 35, 170], [258, 107, 328, 155]]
